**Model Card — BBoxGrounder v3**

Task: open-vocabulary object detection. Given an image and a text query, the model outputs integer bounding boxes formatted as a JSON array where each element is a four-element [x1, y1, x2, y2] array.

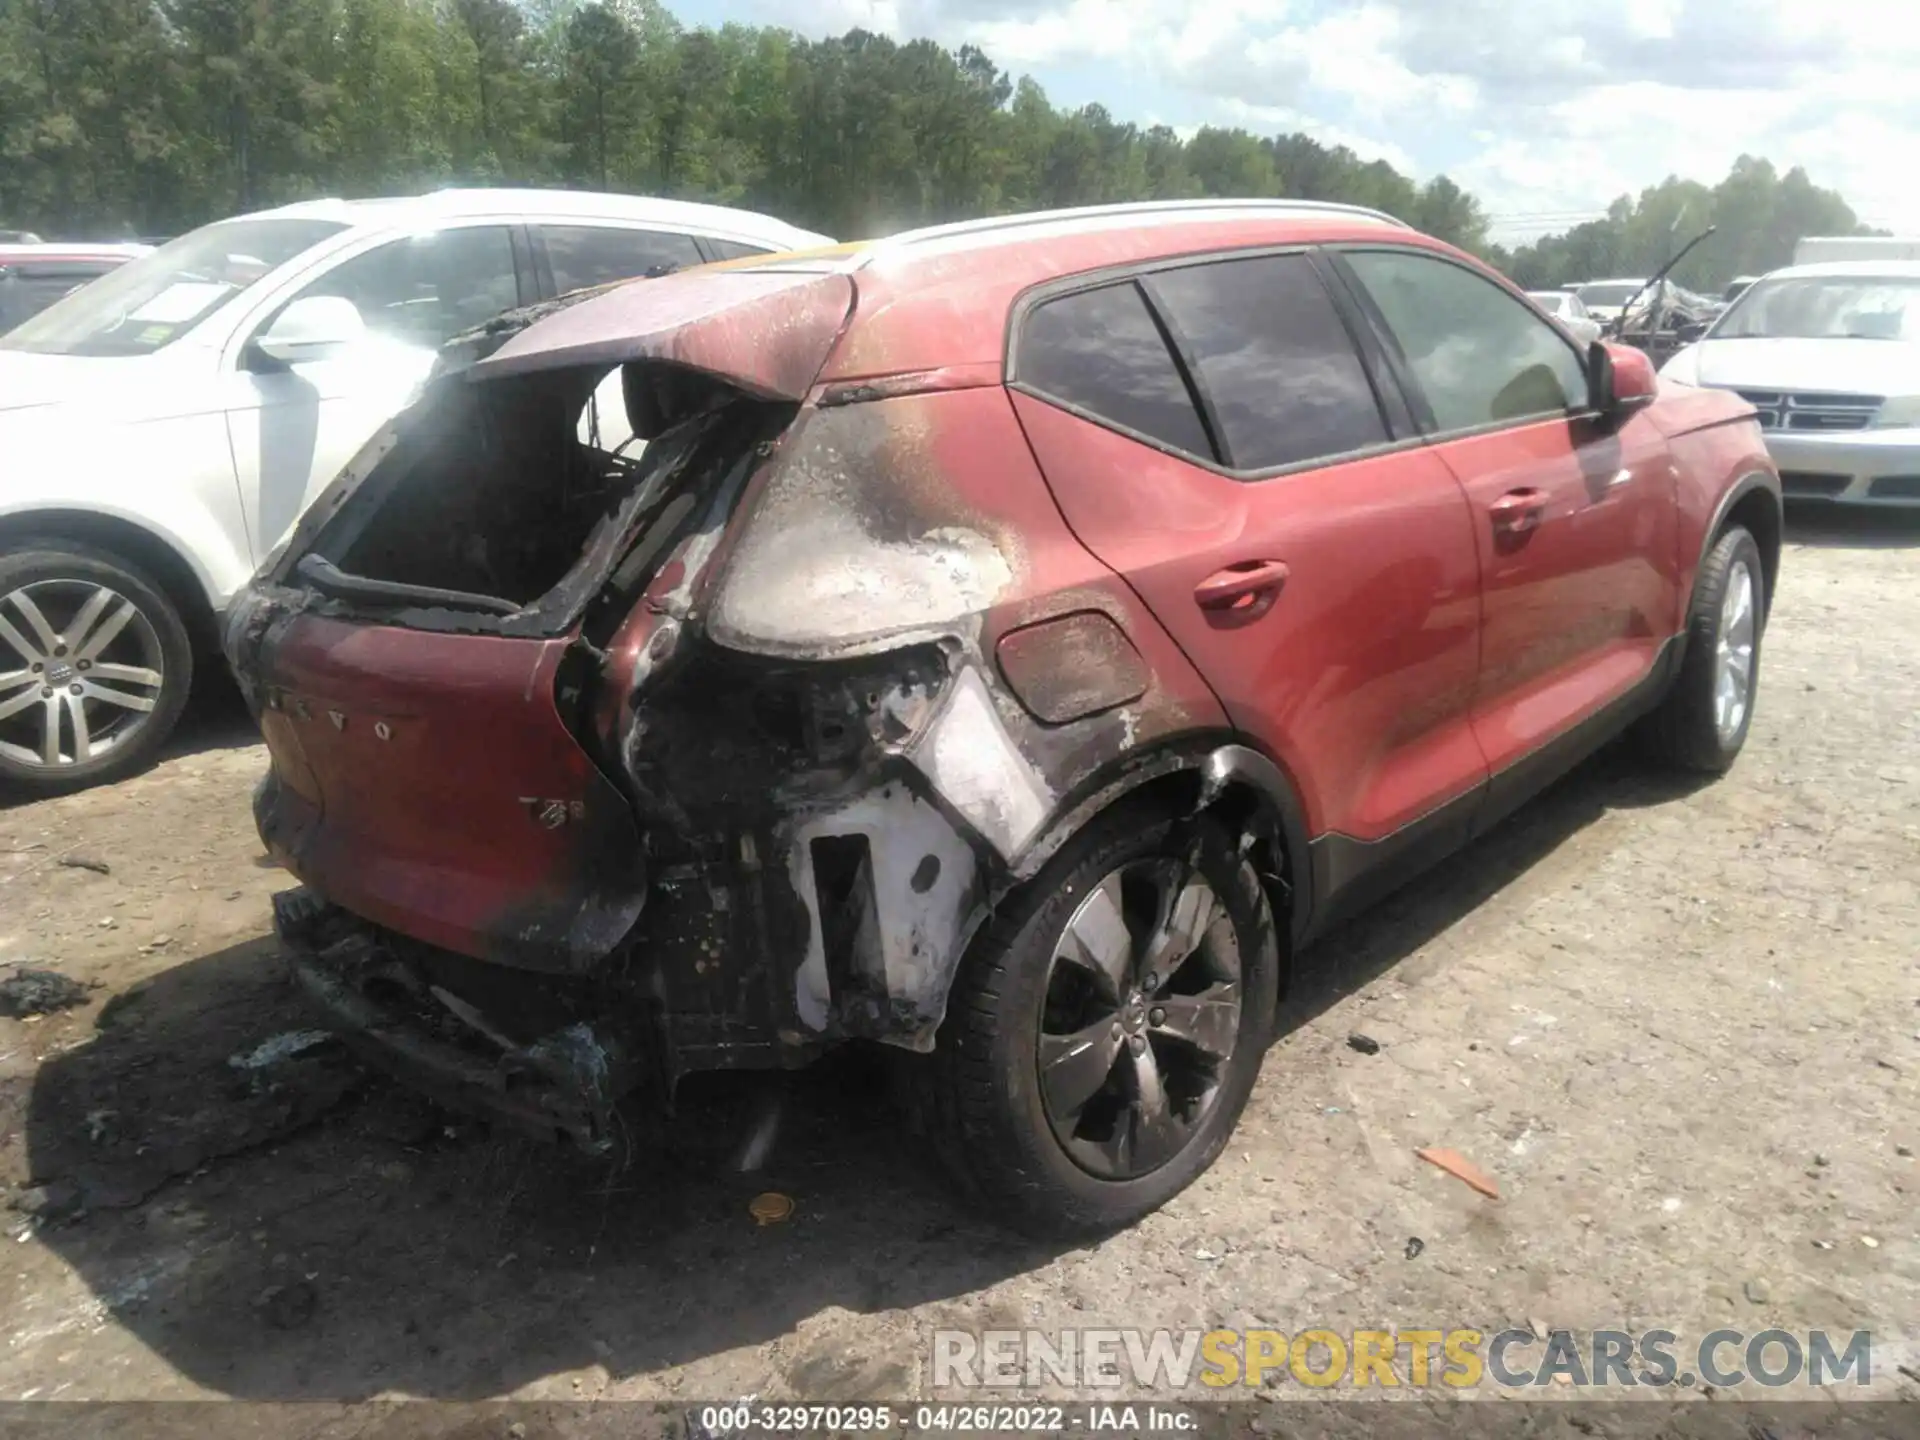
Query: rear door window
[[1016, 282, 1213, 460], [1145, 253, 1389, 472], [1344, 249, 1590, 433], [543, 226, 703, 294]]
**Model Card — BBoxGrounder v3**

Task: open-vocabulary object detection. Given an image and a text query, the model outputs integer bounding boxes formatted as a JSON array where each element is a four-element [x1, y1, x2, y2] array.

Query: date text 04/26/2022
[[696, 1404, 1197, 1434]]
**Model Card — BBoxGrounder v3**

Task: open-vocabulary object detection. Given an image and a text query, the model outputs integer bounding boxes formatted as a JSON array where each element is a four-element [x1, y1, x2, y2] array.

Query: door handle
[[1489, 488, 1546, 533], [1194, 559, 1290, 612]]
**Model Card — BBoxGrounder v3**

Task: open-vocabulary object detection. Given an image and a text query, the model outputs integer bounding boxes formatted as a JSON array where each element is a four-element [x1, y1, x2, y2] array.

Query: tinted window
[[1147, 254, 1387, 471], [291, 226, 518, 348], [1348, 251, 1590, 433], [1019, 282, 1212, 459], [707, 238, 774, 261], [545, 226, 703, 293]]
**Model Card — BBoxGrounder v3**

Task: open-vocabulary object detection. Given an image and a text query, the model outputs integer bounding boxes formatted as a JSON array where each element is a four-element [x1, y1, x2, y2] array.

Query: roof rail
[[869, 198, 1413, 256]]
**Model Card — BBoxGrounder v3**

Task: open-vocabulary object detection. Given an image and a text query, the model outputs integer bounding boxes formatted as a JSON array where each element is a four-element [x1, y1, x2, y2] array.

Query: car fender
[[0, 404, 253, 611]]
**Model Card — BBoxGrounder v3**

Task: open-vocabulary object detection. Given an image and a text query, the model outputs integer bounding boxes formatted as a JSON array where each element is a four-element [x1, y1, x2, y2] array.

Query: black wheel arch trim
[[1699, 468, 1782, 612], [1011, 731, 1318, 945]]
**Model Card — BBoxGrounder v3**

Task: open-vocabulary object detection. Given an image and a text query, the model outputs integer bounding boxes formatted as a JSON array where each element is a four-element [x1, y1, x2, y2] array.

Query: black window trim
[[1006, 241, 1430, 485], [1327, 242, 1606, 444], [1133, 278, 1228, 466]]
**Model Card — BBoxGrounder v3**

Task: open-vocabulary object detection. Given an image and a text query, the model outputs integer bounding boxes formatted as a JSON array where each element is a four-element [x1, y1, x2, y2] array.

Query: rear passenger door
[[1335, 249, 1678, 797], [1008, 250, 1489, 879]]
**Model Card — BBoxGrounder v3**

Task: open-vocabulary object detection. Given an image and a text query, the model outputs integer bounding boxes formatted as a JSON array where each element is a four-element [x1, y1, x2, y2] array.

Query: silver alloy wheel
[[1036, 857, 1242, 1180], [0, 580, 166, 770], [1713, 559, 1756, 745]]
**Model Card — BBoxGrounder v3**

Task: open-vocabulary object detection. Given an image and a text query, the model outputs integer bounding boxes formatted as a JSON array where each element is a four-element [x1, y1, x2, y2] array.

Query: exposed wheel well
[[1721, 485, 1781, 616], [0, 510, 217, 653]]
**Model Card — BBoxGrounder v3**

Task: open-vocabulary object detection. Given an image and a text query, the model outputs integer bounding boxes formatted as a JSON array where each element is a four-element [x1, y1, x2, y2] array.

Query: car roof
[[756, 198, 1409, 271], [1762, 259, 1920, 281], [496, 199, 1476, 385], [1577, 278, 1648, 288], [236, 188, 832, 251]]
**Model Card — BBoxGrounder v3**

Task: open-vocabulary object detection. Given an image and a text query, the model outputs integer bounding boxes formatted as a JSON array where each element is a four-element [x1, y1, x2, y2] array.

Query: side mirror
[[1588, 340, 1657, 419], [252, 295, 365, 368]]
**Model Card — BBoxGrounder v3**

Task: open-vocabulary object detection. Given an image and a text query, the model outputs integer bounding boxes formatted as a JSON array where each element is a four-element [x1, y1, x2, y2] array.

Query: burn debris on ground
[[0, 966, 93, 1019]]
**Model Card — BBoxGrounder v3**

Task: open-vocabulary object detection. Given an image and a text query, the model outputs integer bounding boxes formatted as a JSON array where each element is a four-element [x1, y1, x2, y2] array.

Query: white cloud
[[722, 0, 1920, 237]]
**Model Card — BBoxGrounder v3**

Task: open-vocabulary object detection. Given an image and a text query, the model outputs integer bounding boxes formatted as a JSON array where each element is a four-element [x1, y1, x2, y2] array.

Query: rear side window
[[1345, 250, 1590, 433], [1018, 282, 1212, 460], [544, 226, 703, 294], [1146, 254, 1388, 471]]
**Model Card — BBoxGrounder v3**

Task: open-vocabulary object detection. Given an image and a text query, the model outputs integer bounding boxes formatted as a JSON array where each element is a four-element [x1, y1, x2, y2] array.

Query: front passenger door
[[1338, 248, 1678, 796], [226, 224, 522, 559]]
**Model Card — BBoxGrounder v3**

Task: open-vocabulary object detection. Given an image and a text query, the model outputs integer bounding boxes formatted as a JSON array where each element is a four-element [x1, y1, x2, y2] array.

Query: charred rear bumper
[[271, 886, 641, 1154]]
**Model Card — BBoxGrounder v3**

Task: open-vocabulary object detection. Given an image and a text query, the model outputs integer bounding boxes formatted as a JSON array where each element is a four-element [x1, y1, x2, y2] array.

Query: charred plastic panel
[[274, 888, 642, 1153]]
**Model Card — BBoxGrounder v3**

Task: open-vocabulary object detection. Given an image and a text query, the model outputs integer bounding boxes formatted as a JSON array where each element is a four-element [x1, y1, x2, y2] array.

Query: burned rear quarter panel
[[688, 385, 1228, 1046]]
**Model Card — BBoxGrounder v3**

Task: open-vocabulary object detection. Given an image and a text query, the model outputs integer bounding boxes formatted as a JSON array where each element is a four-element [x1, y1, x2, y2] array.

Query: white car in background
[[1526, 288, 1602, 345], [1661, 260, 1920, 507], [0, 189, 830, 792], [1572, 278, 1649, 327]]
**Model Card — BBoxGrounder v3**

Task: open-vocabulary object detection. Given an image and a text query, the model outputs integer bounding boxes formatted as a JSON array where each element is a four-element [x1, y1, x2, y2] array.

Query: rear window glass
[[1147, 254, 1388, 471], [1018, 282, 1212, 460]]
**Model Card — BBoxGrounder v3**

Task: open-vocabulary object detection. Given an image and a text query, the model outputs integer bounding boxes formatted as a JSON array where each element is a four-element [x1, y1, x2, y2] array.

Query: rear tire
[[1640, 524, 1764, 773], [0, 541, 194, 795], [914, 805, 1279, 1238]]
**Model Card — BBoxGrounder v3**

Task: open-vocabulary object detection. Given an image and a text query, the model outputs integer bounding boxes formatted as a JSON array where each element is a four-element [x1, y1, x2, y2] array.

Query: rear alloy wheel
[[1038, 859, 1244, 1179], [0, 544, 193, 794], [917, 808, 1278, 1237]]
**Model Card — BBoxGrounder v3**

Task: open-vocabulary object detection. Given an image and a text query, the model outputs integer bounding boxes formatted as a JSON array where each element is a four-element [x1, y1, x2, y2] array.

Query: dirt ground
[[2, 511, 1917, 1416]]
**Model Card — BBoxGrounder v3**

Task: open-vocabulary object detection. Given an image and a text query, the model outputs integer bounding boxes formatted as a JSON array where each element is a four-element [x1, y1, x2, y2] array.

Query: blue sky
[[664, 0, 1920, 241]]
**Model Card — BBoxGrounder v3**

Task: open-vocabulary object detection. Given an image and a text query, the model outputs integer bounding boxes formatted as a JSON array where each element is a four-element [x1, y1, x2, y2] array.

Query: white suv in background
[[0, 190, 830, 792]]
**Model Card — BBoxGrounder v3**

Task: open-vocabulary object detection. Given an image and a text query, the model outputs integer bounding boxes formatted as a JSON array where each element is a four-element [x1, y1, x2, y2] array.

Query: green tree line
[[0, 0, 1877, 290], [1502, 156, 1876, 293]]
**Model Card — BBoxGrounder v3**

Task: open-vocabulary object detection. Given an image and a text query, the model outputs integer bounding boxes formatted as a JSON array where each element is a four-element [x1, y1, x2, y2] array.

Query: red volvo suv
[[225, 200, 1780, 1235]]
